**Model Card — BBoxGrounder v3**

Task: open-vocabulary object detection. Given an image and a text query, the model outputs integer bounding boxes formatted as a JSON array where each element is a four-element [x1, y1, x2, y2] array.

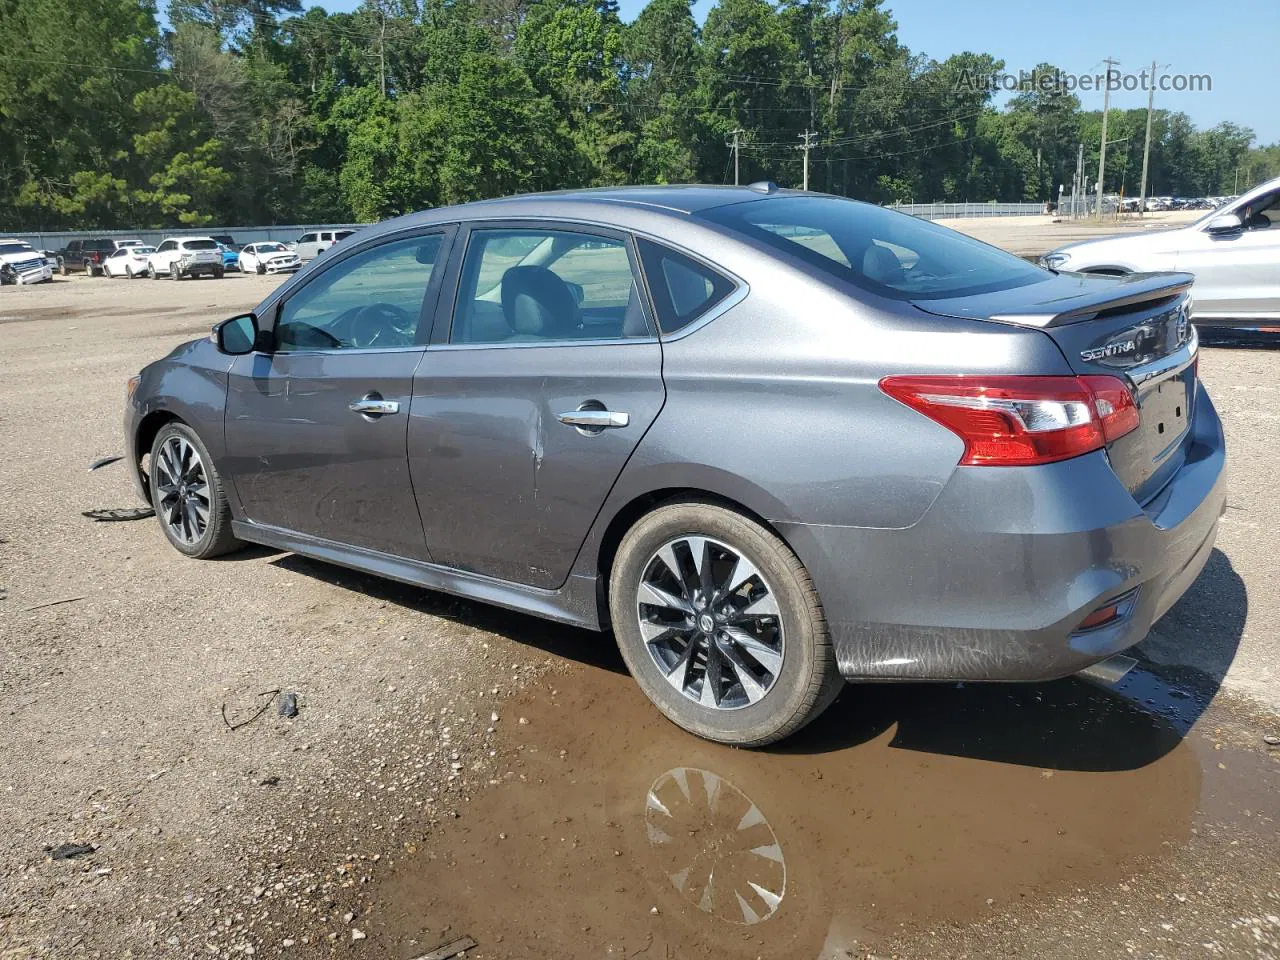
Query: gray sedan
[[124, 186, 1226, 745]]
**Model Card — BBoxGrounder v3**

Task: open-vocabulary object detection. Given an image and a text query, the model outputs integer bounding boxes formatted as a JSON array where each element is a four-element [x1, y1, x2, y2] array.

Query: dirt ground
[[1, 259, 1279, 960]]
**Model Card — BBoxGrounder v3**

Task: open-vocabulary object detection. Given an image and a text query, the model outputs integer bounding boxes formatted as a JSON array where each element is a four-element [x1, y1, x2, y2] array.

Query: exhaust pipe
[[1076, 654, 1138, 686]]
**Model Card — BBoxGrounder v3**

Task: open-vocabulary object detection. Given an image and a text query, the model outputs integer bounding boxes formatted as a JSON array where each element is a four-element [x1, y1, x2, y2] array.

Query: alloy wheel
[[636, 536, 784, 710], [154, 435, 211, 545]]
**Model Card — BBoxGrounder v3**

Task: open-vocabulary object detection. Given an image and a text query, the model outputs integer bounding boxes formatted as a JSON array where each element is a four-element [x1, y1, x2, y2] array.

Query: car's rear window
[[698, 195, 1045, 300], [182, 239, 218, 250]]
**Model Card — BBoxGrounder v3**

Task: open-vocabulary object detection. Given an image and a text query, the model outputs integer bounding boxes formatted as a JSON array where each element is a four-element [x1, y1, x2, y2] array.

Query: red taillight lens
[[879, 375, 1139, 467]]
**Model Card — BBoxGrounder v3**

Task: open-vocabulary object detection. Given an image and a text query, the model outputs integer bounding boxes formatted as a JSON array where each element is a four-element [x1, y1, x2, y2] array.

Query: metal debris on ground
[[87, 455, 124, 471], [24, 596, 85, 612], [221, 689, 283, 732], [409, 936, 478, 960], [48, 843, 95, 860], [278, 692, 299, 718], [82, 506, 155, 522]]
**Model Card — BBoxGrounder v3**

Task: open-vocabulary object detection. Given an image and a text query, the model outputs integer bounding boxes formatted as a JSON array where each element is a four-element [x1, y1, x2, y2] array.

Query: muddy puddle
[[374, 656, 1279, 959]]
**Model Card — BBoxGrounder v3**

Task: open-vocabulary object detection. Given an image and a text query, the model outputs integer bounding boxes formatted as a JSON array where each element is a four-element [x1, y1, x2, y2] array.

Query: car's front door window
[[275, 234, 442, 352]]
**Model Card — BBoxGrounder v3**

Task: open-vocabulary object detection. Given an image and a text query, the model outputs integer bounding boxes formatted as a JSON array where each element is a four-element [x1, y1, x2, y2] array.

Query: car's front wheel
[[609, 500, 843, 747], [148, 422, 242, 559]]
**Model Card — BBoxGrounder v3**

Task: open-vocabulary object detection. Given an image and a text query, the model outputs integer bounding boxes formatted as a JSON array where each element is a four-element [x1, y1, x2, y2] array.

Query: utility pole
[[1138, 60, 1158, 217], [798, 130, 817, 191], [729, 128, 743, 186], [1096, 56, 1119, 219], [1075, 141, 1085, 218]]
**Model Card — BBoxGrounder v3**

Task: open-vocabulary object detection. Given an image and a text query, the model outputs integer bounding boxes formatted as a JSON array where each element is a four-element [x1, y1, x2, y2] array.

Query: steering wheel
[[347, 302, 416, 348]]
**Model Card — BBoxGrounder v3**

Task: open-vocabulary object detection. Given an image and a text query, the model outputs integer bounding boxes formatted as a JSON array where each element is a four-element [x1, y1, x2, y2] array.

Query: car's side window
[[635, 238, 737, 335], [158, 241, 174, 253], [452, 228, 651, 344], [274, 234, 443, 353], [298, 233, 316, 244], [1240, 191, 1280, 230]]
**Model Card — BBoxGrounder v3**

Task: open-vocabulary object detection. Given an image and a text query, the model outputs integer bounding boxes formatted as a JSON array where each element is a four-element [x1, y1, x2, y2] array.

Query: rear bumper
[[778, 383, 1227, 682]]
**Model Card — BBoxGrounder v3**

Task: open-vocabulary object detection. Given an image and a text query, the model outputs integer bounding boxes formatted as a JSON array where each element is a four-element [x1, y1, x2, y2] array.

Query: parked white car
[[293, 228, 356, 261], [238, 241, 302, 275], [103, 245, 157, 279], [1042, 175, 1280, 324], [0, 239, 54, 284], [147, 237, 224, 280], [113, 239, 146, 250]]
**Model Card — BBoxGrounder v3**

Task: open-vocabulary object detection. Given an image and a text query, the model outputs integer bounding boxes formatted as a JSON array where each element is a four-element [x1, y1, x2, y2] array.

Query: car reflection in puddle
[[377, 661, 1220, 959]]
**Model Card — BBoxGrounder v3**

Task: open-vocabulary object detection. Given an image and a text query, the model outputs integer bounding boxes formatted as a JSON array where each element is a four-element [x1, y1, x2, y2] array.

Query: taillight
[[879, 375, 1139, 467]]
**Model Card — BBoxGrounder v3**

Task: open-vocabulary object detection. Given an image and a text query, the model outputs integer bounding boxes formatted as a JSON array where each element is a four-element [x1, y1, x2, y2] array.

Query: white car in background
[[1041, 174, 1280, 324], [292, 228, 356, 260], [238, 241, 301, 275], [147, 237, 224, 280], [102, 245, 157, 278], [0, 239, 54, 284]]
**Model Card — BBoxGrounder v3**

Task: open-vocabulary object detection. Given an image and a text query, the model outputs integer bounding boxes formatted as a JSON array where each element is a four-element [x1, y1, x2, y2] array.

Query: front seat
[[862, 244, 905, 286], [501, 266, 581, 340]]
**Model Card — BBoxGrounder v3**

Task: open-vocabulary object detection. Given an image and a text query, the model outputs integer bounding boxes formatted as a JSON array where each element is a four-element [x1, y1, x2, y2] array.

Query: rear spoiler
[[987, 272, 1193, 328]]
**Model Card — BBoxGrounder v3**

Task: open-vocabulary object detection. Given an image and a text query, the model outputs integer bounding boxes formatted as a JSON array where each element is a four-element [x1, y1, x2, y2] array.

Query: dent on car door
[[409, 224, 665, 588], [223, 228, 454, 559]]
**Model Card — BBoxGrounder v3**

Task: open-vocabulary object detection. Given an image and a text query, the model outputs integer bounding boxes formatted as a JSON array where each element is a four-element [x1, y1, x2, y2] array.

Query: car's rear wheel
[[213, 266, 224, 279], [59, 259, 69, 276], [170, 262, 181, 281], [125, 265, 134, 279], [148, 422, 242, 559], [609, 500, 843, 747]]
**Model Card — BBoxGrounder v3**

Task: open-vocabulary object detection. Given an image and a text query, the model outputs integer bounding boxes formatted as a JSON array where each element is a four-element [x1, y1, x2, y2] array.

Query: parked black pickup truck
[[58, 238, 119, 276]]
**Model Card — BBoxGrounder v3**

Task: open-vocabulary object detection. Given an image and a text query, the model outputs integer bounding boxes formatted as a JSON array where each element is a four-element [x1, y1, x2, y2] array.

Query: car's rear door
[[408, 221, 664, 588], [223, 226, 455, 559]]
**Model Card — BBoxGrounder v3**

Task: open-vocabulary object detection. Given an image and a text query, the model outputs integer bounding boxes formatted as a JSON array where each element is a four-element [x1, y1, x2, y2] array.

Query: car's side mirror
[[213, 314, 263, 355], [1205, 213, 1243, 234]]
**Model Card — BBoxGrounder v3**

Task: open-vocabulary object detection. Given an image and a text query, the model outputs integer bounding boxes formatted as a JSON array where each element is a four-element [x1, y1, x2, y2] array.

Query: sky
[[309, 0, 1278, 144]]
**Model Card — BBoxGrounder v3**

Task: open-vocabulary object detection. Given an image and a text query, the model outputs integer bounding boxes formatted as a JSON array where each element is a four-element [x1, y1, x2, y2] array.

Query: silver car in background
[[125, 186, 1226, 745], [1043, 175, 1280, 324]]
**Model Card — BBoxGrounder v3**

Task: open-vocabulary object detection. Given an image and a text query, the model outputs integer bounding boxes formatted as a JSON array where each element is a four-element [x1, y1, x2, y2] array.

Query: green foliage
[[0, 0, 1270, 229]]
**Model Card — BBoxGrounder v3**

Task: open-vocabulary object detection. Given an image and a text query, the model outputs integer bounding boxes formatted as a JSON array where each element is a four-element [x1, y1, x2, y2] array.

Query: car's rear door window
[[451, 228, 651, 344], [635, 238, 737, 335]]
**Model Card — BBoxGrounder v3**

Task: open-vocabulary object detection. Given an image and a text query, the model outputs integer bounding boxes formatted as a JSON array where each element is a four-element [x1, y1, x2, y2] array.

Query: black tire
[[59, 259, 69, 276], [170, 262, 181, 281], [213, 266, 224, 279], [148, 422, 242, 559], [609, 500, 843, 747], [256, 261, 265, 275]]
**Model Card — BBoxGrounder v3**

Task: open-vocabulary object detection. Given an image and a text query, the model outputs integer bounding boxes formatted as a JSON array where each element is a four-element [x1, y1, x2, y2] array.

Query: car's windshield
[[133, 246, 156, 255], [182, 239, 218, 250], [257, 243, 287, 253], [0, 242, 34, 255], [699, 195, 1046, 300]]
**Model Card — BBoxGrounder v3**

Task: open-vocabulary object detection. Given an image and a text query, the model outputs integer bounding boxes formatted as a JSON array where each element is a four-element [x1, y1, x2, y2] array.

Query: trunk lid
[[915, 271, 1198, 503]]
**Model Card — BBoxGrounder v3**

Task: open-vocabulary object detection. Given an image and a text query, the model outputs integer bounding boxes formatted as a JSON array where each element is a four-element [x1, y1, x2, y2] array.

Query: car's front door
[[152, 240, 177, 274], [223, 227, 455, 560], [1177, 189, 1280, 320], [409, 223, 665, 588]]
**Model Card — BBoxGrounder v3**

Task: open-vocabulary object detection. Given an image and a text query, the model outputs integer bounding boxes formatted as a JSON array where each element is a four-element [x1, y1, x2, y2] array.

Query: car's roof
[[375, 184, 806, 233]]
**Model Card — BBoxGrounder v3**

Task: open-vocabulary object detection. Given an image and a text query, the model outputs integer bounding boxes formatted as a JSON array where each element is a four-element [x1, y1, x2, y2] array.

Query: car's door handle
[[349, 397, 400, 416], [557, 409, 630, 429]]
